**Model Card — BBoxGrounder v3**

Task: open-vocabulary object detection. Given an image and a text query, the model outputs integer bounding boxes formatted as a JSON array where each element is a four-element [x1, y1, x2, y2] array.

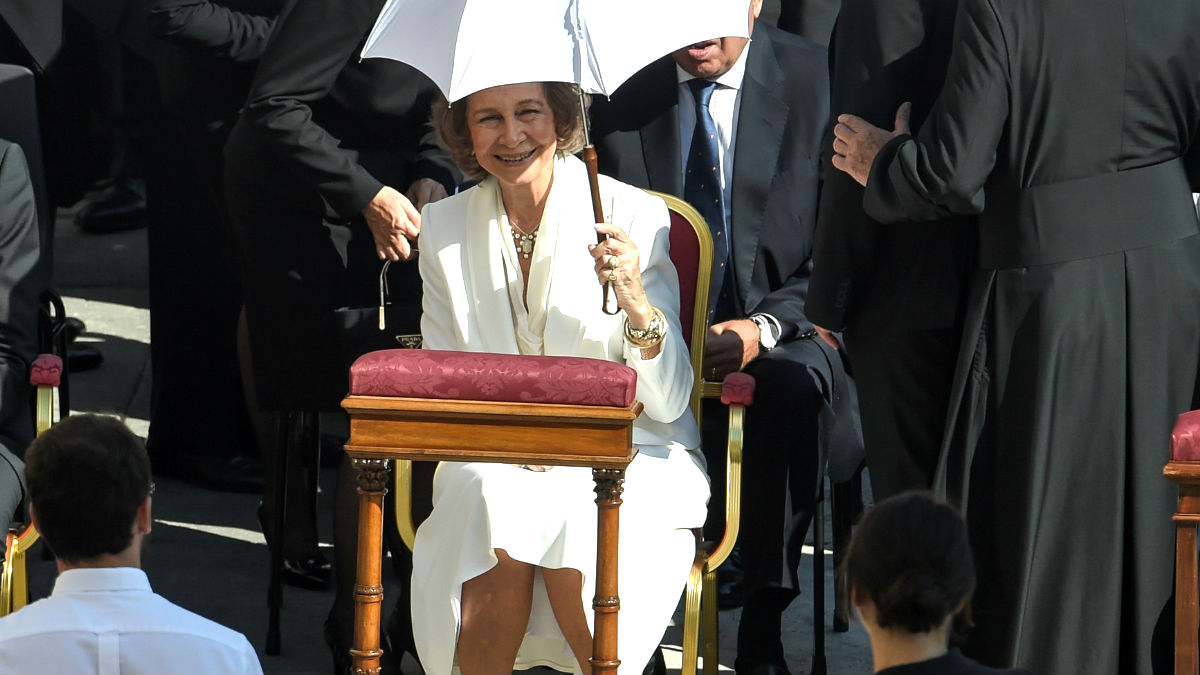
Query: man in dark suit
[[806, 0, 974, 502], [591, 2, 859, 671], [0, 138, 44, 526]]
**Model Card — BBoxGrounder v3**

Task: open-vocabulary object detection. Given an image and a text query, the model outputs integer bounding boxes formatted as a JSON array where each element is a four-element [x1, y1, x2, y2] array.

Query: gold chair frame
[[646, 192, 746, 675]]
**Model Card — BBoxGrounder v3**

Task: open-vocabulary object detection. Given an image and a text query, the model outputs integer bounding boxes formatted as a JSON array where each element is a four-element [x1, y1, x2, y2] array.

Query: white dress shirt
[[0, 567, 262, 675], [675, 43, 751, 226], [674, 43, 782, 342]]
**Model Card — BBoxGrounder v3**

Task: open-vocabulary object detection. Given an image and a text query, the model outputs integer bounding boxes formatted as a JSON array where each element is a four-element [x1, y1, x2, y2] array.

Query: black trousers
[[843, 326, 959, 502], [144, 98, 254, 462], [702, 338, 825, 598]]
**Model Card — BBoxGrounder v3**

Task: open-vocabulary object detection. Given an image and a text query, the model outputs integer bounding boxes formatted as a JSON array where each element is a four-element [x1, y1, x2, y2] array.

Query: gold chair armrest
[[707, 403, 744, 570], [35, 384, 54, 435], [1, 525, 39, 616]]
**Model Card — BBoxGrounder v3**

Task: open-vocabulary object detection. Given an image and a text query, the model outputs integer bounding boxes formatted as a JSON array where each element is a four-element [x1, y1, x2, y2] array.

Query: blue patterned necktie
[[684, 78, 734, 323]]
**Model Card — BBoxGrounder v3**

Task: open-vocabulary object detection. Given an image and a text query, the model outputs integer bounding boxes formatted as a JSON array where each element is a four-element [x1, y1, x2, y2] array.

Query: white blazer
[[418, 155, 700, 451]]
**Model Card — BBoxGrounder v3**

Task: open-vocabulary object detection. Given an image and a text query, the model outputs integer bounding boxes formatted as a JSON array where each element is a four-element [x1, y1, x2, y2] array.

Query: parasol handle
[[584, 145, 620, 315]]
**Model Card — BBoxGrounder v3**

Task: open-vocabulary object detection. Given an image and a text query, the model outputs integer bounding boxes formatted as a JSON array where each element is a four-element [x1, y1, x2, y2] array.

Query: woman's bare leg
[[544, 567, 593, 675], [458, 549, 535, 674]]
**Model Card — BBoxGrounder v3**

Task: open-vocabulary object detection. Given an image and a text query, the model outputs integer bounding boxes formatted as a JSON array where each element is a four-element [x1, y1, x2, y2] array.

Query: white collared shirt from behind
[[0, 567, 262, 675]]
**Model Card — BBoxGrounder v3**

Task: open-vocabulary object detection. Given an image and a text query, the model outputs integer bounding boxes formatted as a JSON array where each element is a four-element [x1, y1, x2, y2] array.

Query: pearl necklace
[[510, 222, 538, 259]]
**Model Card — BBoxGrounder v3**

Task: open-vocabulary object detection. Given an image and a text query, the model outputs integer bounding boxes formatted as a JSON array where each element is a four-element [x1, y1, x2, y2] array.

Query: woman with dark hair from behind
[[842, 491, 1030, 674]]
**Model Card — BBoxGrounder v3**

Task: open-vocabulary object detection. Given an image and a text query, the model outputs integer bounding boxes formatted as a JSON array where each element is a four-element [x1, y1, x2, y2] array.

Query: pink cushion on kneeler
[[349, 349, 638, 407], [720, 372, 755, 406], [1172, 409, 1200, 461], [30, 354, 62, 387]]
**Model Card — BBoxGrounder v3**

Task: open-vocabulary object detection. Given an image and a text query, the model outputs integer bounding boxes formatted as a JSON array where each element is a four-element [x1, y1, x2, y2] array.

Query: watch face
[[754, 316, 777, 349]]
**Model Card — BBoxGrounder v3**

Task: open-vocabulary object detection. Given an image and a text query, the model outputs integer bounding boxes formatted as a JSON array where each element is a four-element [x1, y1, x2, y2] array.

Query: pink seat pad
[[1172, 409, 1200, 461], [30, 354, 62, 387], [349, 349, 637, 407]]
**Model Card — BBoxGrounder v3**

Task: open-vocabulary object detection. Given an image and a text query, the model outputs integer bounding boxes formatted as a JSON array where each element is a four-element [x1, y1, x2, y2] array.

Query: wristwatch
[[750, 314, 780, 351]]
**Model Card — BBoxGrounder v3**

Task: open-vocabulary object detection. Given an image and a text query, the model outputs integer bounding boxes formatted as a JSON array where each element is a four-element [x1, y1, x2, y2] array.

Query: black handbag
[[334, 260, 422, 371]]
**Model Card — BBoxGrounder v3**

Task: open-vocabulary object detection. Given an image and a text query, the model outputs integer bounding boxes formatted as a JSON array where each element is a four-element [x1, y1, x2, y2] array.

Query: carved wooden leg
[[1174, 485, 1200, 675], [591, 467, 624, 675], [351, 458, 389, 675]]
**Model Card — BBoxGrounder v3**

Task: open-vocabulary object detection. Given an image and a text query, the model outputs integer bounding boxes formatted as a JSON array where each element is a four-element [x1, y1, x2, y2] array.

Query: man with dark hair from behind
[[0, 414, 262, 675], [842, 491, 1028, 674]]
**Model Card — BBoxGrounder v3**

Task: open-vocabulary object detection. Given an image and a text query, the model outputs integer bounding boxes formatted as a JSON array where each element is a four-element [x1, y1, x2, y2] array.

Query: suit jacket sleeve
[[0, 141, 43, 460], [145, 0, 276, 62], [863, 0, 1009, 223], [235, 0, 388, 217], [729, 25, 827, 342]]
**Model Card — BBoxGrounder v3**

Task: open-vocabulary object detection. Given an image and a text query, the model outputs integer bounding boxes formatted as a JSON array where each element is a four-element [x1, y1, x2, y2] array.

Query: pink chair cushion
[[349, 349, 637, 407], [668, 209, 700, 350], [720, 372, 755, 406], [30, 354, 62, 387], [1172, 409, 1200, 461]]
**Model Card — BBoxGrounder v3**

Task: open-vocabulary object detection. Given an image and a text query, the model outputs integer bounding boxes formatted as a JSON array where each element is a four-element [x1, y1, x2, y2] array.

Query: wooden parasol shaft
[[579, 83, 620, 315], [583, 145, 619, 314]]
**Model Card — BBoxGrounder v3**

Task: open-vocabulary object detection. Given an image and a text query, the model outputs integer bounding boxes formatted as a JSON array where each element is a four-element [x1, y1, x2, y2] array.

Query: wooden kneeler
[[342, 349, 644, 675], [1166, 409, 1200, 675]]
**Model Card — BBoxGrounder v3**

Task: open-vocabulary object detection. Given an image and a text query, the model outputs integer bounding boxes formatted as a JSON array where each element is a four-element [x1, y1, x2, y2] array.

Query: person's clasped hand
[[702, 320, 759, 381], [588, 221, 652, 322], [361, 179, 449, 262], [363, 185, 421, 261], [831, 101, 912, 186]]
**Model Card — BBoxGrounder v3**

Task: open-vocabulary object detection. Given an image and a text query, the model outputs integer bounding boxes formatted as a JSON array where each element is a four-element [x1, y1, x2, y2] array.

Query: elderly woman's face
[[466, 83, 558, 188]]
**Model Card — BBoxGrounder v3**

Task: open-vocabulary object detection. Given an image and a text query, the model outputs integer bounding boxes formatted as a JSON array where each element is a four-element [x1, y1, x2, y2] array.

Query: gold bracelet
[[624, 307, 666, 349]]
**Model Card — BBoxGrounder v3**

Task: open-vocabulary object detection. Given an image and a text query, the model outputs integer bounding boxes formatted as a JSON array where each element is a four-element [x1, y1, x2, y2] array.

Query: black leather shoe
[[254, 504, 331, 591], [67, 346, 104, 372], [63, 317, 86, 343], [718, 548, 747, 610], [153, 452, 265, 493], [281, 554, 331, 591], [75, 177, 147, 234]]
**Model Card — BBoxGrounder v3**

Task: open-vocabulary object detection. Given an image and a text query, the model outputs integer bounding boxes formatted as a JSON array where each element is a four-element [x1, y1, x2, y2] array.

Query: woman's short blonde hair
[[432, 82, 590, 181]]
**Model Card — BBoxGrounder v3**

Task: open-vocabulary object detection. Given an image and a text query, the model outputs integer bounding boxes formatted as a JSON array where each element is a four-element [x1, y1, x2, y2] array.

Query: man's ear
[[136, 496, 152, 535], [850, 583, 869, 608]]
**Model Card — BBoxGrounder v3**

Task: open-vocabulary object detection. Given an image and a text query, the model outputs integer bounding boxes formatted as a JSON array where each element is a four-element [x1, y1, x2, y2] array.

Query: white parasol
[[361, 0, 749, 312]]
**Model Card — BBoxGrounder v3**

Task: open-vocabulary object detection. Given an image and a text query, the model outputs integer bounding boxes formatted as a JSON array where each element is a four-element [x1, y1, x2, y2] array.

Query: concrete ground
[[21, 203, 874, 674]]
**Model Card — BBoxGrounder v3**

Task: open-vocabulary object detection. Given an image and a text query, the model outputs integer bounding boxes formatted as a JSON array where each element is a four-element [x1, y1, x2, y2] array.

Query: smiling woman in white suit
[[411, 81, 710, 675]]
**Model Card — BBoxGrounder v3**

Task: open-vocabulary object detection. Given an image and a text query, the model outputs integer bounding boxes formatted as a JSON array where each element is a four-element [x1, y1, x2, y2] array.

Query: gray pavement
[[26, 204, 874, 674]]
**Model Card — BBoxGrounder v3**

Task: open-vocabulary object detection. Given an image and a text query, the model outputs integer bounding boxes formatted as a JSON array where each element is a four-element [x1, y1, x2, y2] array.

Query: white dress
[[412, 156, 710, 674]]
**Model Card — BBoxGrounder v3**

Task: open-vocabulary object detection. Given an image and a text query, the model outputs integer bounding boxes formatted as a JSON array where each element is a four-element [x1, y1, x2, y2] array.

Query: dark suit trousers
[[843, 327, 959, 502], [145, 102, 254, 461], [703, 338, 824, 598]]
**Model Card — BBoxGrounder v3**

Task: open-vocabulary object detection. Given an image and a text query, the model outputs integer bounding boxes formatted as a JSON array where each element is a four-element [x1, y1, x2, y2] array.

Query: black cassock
[[861, 0, 1200, 673]]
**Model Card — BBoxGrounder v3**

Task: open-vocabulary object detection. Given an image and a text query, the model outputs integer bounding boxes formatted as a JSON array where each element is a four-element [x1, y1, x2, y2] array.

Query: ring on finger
[[606, 254, 618, 268]]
